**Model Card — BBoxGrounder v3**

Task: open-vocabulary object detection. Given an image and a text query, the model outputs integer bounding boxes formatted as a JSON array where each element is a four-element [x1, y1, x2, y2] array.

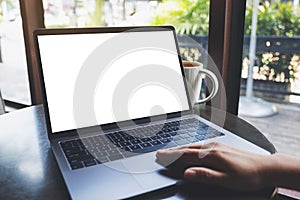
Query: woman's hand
[[156, 142, 277, 191]]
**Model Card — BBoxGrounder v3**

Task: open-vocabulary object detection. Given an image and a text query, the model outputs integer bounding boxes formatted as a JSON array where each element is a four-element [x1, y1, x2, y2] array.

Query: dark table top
[[0, 105, 279, 200]]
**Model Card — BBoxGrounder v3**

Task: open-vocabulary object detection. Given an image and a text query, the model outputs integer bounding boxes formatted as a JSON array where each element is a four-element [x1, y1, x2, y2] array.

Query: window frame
[[19, 0, 45, 106], [208, 0, 247, 115]]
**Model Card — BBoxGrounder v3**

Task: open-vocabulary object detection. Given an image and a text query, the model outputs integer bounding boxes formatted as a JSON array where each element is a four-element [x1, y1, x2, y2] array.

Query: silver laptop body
[[34, 26, 269, 200]]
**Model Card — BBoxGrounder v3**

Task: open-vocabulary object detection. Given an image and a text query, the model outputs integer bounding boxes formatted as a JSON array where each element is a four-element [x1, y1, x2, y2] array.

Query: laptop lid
[[34, 26, 192, 139]]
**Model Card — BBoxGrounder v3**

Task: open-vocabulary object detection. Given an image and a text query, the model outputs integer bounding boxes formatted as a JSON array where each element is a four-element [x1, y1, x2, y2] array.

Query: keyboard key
[[63, 147, 83, 155], [174, 139, 189, 146], [123, 146, 133, 152], [108, 154, 124, 161], [106, 149, 120, 156], [134, 144, 166, 153], [94, 151, 108, 158], [83, 159, 97, 167], [86, 148, 98, 154], [187, 132, 197, 137], [150, 140, 162, 146], [66, 150, 87, 158], [130, 139, 142, 145], [187, 128, 197, 132], [160, 138, 171, 143], [123, 135, 134, 140], [70, 162, 84, 170], [186, 138, 195, 143], [195, 135, 205, 141], [115, 138, 125, 143], [98, 145, 111, 151], [150, 135, 161, 140], [96, 156, 109, 164], [129, 145, 142, 151], [198, 124, 209, 129], [61, 141, 73, 148], [160, 133, 171, 138], [68, 157, 83, 164], [177, 130, 188, 134], [197, 129, 208, 135], [140, 142, 152, 148], [67, 152, 94, 161], [141, 138, 151, 142], [169, 131, 177, 136], [180, 134, 190, 139], [119, 141, 131, 147]]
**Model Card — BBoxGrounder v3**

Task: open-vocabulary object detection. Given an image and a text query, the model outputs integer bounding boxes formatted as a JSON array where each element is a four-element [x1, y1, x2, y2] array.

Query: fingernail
[[157, 149, 166, 153], [185, 169, 196, 178], [156, 150, 164, 156]]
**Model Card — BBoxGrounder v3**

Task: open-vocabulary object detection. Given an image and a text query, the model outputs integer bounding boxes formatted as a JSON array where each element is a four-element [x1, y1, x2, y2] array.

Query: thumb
[[184, 167, 228, 186]]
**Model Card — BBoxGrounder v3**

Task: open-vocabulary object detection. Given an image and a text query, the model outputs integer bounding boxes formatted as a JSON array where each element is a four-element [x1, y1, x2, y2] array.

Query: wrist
[[258, 154, 281, 188], [267, 153, 300, 190]]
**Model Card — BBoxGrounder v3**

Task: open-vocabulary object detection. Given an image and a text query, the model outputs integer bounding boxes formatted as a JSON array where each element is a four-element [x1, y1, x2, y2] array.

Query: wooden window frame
[[19, 0, 45, 105], [208, 0, 247, 115]]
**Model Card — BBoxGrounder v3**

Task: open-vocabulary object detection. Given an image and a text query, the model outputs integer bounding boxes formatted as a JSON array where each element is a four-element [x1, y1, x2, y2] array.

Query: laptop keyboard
[[60, 118, 224, 170]]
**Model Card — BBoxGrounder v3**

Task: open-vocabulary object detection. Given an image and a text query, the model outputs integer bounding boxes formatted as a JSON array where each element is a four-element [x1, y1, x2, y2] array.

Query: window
[[7, 0, 245, 115], [240, 0, 300, 107], [0, 0, 31, 106], [239, 0, 300, 156]]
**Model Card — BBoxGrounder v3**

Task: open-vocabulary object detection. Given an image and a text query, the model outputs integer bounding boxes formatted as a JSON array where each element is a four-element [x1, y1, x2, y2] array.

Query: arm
[[156, 142, 300, 191], [269, 153, 300, 191]]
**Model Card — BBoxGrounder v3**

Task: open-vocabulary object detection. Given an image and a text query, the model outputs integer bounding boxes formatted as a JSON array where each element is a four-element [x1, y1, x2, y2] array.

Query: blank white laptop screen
[[37, 30, 190, 133]]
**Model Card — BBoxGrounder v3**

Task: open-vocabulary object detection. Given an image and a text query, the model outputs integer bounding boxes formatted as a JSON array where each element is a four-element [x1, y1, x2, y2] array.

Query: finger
[[184, 167, 257, 191], [157, 141, 225, 161], [156, 148, 198, 167], [157, 148, 204, 161], [184, 167, 229, 186], [160, 141, 227, 152], [156, 148, 216, 167], [183, 142, 240, 158], [158, 143, 204, 151]]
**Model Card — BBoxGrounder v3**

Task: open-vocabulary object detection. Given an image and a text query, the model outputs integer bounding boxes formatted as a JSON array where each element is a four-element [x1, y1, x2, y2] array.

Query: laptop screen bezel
[[33, 26, 193, 140]]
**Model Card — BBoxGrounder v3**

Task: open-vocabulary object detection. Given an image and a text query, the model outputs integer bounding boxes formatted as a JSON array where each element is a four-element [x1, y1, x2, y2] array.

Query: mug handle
[[195, 69, 219, 104]]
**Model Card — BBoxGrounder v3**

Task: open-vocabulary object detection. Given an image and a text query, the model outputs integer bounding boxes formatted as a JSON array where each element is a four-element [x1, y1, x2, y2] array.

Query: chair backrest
[[0, 90, 5, 115]]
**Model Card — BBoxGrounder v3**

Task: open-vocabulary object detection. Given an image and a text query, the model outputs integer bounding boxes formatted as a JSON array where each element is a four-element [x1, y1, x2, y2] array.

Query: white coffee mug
[[182, 61, 219, 105]]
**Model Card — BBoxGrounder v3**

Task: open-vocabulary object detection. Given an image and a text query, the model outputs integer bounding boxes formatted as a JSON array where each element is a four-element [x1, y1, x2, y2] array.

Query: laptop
[[34, 26, 270, 200]]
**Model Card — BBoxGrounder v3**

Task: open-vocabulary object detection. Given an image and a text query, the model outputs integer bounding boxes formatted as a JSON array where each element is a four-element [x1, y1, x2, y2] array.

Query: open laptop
[[34, 26, 270, 200]]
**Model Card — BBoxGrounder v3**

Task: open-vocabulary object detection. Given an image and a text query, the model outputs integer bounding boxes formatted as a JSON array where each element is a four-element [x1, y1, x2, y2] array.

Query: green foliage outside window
[[151, 0, 209, 35], [244, 2, 300, 82], [244, 1, 300, 37], [152, 0, 300, 36]]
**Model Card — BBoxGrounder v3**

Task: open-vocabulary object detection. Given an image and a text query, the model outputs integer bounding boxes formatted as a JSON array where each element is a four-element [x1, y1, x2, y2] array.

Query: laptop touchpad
[[120, 152, 162, 173]]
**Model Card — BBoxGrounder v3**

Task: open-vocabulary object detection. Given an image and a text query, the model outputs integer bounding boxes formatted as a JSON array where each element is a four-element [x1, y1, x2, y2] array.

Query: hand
[[156, 142, 276, 191]]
